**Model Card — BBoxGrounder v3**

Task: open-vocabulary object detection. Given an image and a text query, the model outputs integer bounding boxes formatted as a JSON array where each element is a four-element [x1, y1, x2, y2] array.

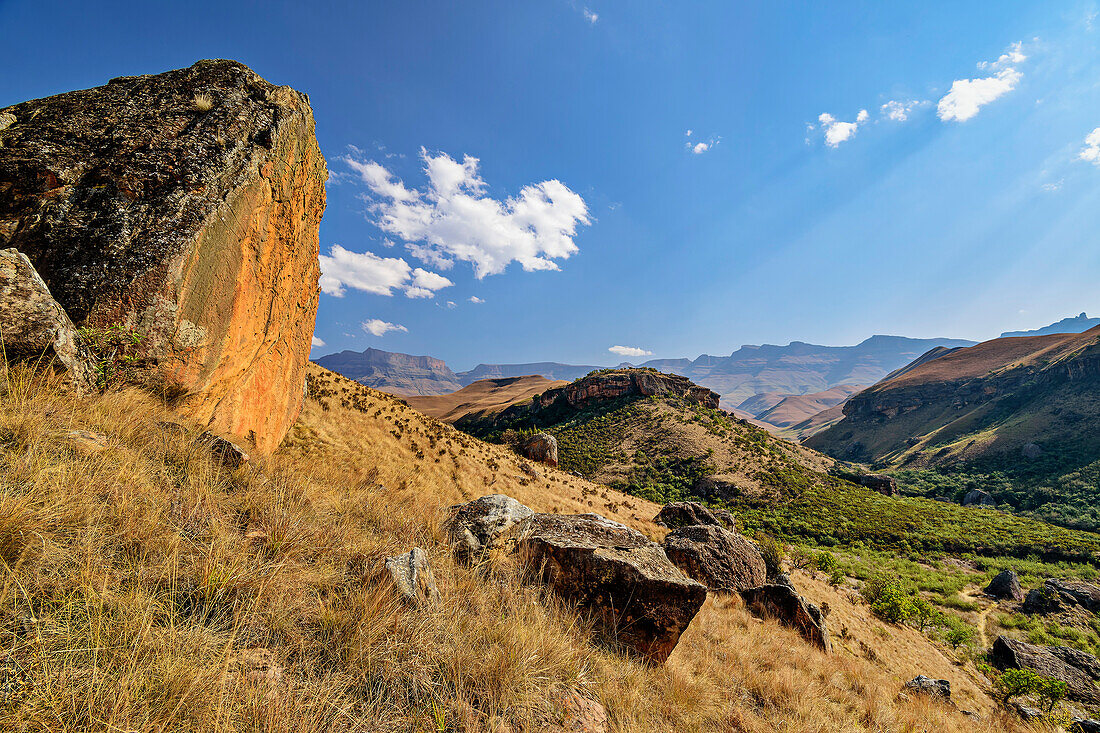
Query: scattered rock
[[985, 569, 1024, 601], [774, 573, 796, 589], [383, 547, 440, 608], [856, 473, 898, 496], [740, 584, 832, 653], [545, 688, 609, 733], [446, 494, 534, 563], [1021, 442, 1044, 460], [653, 501, 735, 530], [520, 462, 541, 479], [1013, 703, 1042, 721], [991, 635, 1100, 702], [0, 248, 93, 390], [509, 512, 706, 664], [196, 431, 250, 470], [662, 524, 766, 593], [902, 676, 952, 704], [521, 433, 559, 466], [59, 429, 110, 455], [962, 489, 995, 507], [0, 60, 327, 453]]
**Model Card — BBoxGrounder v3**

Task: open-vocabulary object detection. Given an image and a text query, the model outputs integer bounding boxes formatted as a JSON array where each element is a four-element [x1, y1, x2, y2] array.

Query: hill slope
[[406, 375, 567, 422], [0, 363, 1038, 732], [808, 326, 1100, 530]]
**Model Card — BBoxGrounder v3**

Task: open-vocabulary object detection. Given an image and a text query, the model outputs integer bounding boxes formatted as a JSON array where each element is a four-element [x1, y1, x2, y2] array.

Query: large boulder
[[521, 432, 559, 467], [662, 524, 766, 593], [446, 494, 534, 563], [0, 248, 93, 389], [856, 473, 898, 496], [0, 60, 327, 452], [963, 489, 995, 507], [985, 569, 1024, 602], [1022, 579, 1100, 614], [991, 635, 1100, 702], [740, 584, 832, 653], [653, 501, 735, 530], [509, 512, 706, 664]]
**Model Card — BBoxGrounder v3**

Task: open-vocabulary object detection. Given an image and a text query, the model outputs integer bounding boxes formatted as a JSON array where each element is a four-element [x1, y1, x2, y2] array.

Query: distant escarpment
[[316, 348, 461, 396], [807, 327, 1100, 530], [0, 60, 327, 452]]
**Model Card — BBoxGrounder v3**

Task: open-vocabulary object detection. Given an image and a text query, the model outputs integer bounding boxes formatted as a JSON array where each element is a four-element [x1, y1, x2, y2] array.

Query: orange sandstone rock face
[[0, 60, 326, 453]]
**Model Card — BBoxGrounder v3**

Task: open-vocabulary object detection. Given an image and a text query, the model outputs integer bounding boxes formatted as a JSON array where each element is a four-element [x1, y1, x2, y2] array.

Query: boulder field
[[0, 59, 326, 452]]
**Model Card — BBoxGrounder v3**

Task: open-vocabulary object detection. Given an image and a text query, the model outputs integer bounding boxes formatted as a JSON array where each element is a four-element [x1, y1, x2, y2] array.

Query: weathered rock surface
[[856, 473, 898, 496], [653, 501, 735, 530], [197, 431, 250, 470], [663, 524, 766, 593], [1023, 578, 1100, 614], [963, 489, 995, 507], [509, 512, 706, 664], [985, 569, 1024, 601], [446, 494, 534, 563], [521, 432, 559, 467], [383, 547, 440, 607], [536, 369, 721, 411], [0, 248, 93, 388], [740, 584, 832, 653], [903, 675, 952, 703], [991, 635, 1100, 702], [545, 688, 609, 733], [0, 60, 327, 452], [1072, 718, 1100, 733]]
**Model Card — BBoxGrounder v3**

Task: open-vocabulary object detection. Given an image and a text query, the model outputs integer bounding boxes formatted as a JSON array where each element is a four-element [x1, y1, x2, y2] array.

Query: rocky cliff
[[315, 347, 461, 396], [0, 60, 326, 452], [535, 369, 721, 412]]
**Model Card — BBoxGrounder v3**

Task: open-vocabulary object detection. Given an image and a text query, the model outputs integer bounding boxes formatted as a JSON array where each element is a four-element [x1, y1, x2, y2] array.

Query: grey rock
[[1021, 442, 1043, 460], [663, 524, 766, 593], [985, 569, 1024, 601], [903, 675, 952, 704], [1072, 719, 1100, 733], [384, 547, 440, 607], [196, 431, 250, 470], [653, 501, 735, 530], [0, 248, 93, 389], [1023, 578, 1100, 614], [1013, 703, 1042, 721], [446, 494, 534, 563], [963, 489, 995, 507], [991, 635, 1100, 702], [509, 512, 706, 664], [521, 432, 559, 467]]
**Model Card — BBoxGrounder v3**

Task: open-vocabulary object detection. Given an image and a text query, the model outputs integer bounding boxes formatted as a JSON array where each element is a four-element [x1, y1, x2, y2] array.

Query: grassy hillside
[[460, 372, 1100, 564], [406, 375, 567, 423], [0, 363, 1038, 732]]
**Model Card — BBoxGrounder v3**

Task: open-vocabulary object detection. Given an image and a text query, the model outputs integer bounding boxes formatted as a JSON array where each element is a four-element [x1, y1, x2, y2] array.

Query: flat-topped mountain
[[315, 347, 461, 396], [406, 375, 566, 422], [808, 326, 1100, 530]]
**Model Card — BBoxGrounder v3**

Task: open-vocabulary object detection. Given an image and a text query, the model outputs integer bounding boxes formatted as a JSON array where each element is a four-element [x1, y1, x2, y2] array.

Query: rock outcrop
[[536, 369, 721, 411], [0, 60, 327, 452], [653, 501, 735, 530], [985, 569, 1024, 601], [521, 432, 559, 467], [1022, 578, 1100, 615], [902, 675, 952, 704], [0, 249, 93, 389], [963, 489, 995, 507], [662, 524, 766, 593], [446, 494, 534, 563], [509, 512, 706, 664], [740, 583, 832, 653], [991, 635, 1100, 702], [856, 473, 898, 496], [384, 547, 440, 608]]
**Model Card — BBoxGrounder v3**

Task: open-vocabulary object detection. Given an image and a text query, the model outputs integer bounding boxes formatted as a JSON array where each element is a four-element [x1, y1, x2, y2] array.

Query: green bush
[[861, 575, 915, 624], [755, 533, 785, 580]]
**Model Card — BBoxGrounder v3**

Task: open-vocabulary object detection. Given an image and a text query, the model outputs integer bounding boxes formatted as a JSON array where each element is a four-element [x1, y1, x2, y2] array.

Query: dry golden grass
[[0, 363, 1045, 732]]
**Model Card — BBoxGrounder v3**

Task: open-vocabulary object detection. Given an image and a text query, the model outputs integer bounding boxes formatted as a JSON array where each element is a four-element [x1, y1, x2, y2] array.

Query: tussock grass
[[0, 364, 1039, 731]]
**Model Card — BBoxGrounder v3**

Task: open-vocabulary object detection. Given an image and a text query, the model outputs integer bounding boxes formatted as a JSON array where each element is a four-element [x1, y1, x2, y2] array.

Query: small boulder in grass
[[196, 431, 250, 469], [384, 547, 440, 608], [902, 675, 953, 705]]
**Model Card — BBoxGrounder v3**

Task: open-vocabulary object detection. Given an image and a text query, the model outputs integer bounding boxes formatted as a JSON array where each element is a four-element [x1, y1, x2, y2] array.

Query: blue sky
[[3, 1, 1099, 370]]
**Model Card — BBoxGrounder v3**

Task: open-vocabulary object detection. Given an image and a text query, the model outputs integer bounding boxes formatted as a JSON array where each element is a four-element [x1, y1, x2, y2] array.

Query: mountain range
[[1000, 312, 1098, 338]]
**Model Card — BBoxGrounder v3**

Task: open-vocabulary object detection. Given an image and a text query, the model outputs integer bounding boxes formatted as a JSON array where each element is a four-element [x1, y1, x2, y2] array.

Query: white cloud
[[583, 8, 598, 23], [818, 110, 869, 148], [318, 245, 453, 298], [469, 296, 485, 304], [685, 129, 693, 137], [608, 345, 653, 357], [881, 99, 923, 122], [1080, 127, 1100, 165], [1041, 179, 1064, 192], [937, 68, 1022, 122], [687, 135, 720, 154], [362, 319, 408, 337], [311, 336, 325, 347], [446, 300, 457, 309], [977, 41, 1027, 71], [345, 149, 590, 279], [692, 142, 710, 154]]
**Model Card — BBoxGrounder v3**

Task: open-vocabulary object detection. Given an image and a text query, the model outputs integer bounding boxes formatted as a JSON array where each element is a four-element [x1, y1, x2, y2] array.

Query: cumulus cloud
[[583, 8, 598, 23], [881, 99, 923, 122], [362, 319, 408, 337], [345, 149, 590, 279], [977, 41, 1027, 71], [1080, 127, 1100, 165], [685, 133, 720, 154], [311, 336, 325, 347], [318, 244, 453, 298], [608, 345, 653, 357], [469, 296, 485, 304], [1042, 179, 1064, 192], [817, 110, 869, 148], [937, 68, 1022, 122]]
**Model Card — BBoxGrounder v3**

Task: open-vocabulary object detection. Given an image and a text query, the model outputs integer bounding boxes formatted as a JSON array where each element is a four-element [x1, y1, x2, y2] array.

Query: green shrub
[[755, 533, 785, 580], [861, 575, 914, 624]]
